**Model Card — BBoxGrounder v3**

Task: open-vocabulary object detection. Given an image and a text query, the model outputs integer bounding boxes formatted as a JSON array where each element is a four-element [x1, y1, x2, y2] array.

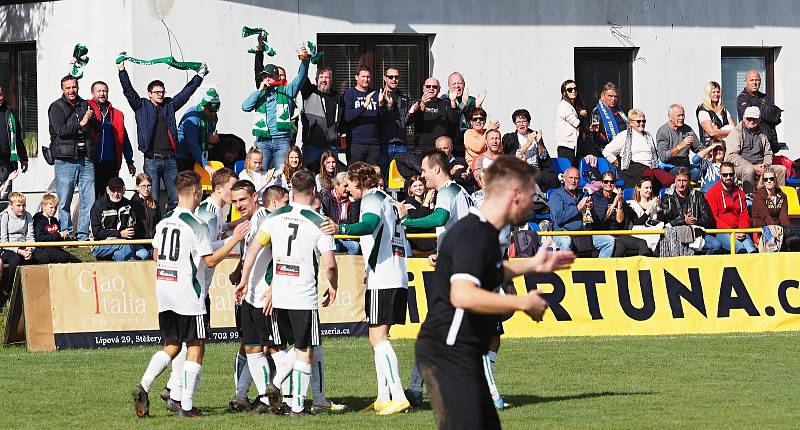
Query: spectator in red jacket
[[706, 161, 757, 253]]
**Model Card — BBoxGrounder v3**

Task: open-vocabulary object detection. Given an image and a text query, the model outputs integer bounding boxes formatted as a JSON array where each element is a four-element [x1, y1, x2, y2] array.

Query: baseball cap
[[107, 177, 125, 189], [260, 64, 280, 77], [743, 106, 761, 119]]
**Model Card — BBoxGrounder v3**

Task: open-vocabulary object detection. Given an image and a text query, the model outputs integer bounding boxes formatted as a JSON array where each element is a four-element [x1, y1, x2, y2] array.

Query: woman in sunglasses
[[589, 171, 650, 256], [463, 107, 499, 166], [752, 166, 789, 229], [602, 108, 675, 189], [554, 79, 588, 167]]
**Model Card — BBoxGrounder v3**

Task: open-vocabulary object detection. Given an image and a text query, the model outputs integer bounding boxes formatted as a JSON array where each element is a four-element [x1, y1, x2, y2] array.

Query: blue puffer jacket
[[118, 70, 203, 153], [177, 105, 217, 166]]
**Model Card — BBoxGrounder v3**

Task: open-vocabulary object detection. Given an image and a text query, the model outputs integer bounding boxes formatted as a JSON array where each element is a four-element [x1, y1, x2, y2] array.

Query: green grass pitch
[[2, 322, 800, 429]]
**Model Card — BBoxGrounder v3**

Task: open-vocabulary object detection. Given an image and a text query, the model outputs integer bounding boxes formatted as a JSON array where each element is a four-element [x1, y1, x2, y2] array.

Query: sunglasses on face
[[633, 119, 646, 124], [721, 172, 735, 177], [385, 75, 400, 80], [472, 117, 485, 121], [565, 87, 577, 92], [602, 179, 615, 184], [763, 176, 776, 182], [425, 85, 439, 89]]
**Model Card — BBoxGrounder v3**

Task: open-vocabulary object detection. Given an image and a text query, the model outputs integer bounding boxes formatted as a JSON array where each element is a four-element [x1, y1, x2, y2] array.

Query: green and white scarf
[[115, 52, 202, 71], [197, 88, 219, 152], [7, 110, 19, 162], [242, 26, 277, 56], [252, 90, 295, 138], [70, 44, 89, 79]]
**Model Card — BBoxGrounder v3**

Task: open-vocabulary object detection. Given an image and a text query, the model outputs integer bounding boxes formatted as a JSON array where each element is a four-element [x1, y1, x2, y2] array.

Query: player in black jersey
[[415, 156, 575, 429]]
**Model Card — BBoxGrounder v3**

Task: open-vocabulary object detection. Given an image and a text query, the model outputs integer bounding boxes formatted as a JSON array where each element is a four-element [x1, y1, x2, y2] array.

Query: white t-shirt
[[152, 208, 214, 315], [359, 188, 408, 290], [255, 203, 335, 310], [435, 180, 474, 239], [243, 207, 272, 308], [239, 169, 270, 204]]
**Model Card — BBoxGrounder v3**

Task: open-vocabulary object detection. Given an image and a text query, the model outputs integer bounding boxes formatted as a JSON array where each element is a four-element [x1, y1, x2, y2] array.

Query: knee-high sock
[[311, 344, 325, 403], [140, 350, 171, 392], [272, 348, 295, 387], [234, 350, 251, 398], [375, 340, 405, 401], [167, 344, 187, 401], [373, 346, 390, 402], [408, 361, 424, 393], [247, 352, 272, 401], [483, 351, 500, 401], [181, 361, 202, 411], [292, 361, 312, 413]]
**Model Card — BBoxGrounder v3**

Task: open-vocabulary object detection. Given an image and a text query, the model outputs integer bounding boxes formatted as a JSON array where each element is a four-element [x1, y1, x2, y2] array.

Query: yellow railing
[[0, 228, 763, 256]]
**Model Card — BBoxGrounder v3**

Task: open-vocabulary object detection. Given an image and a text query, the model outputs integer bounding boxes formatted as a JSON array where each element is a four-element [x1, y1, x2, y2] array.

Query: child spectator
[[32, 193, 81, 263], [0, 192, 37, 298], [238, 147, 269, 204], [692, 137, 725, 192], [130, 173, 161, 240]]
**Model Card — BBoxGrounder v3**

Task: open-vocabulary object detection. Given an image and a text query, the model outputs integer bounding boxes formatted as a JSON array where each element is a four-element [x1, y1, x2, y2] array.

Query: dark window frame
[[721, 47, 775, 100], [316, 34, 430, 100], [0, 41, 37, 157], [573, 47, 636, 112]]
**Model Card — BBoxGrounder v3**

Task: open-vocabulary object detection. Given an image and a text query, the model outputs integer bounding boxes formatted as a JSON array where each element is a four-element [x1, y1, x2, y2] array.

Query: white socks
[[374, 340, 405, 401], [272, 348, 295, 387], [483, 351, 499, 401], [292, 361, 312, 413], [167, 345, 187, 401], [246, 352, 272, 402], [182, 361, 202, 411], [311, 344, 325, 403], [375, 351, 390, 403], [408, 361, 424, 393], [234, 351, 252, 398], [140, 350, 171, 393]]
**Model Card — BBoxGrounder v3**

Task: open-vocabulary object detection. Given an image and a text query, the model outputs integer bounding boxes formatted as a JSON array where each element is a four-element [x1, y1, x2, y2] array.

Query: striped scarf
[[7, 110, 18, 162], [253, 88, 295, 138], [621, 130, 657, 171]]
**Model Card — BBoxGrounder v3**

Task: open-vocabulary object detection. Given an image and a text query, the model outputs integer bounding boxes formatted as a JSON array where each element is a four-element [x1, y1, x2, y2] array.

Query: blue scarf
[[596, 101, 627, 142]]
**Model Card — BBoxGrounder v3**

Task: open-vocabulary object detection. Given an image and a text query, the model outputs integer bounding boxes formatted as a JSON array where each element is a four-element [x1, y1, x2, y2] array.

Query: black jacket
[[47, 95, 94, 160], [657, 188, 715, 229], [90, 194, 140, 240], [320, 190, 360, 225], [300, 77, 344, 147], [448, 154, 476, 193], [379, 90, 411, 145], [409, 98, 458, 152], [130, 192, 162, 239], [32, 212, 63, 242], [0, 103, 27, 162]]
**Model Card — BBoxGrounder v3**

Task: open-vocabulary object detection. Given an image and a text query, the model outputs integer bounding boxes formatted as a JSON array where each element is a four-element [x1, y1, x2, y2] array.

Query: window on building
[[0, 42, 37, 157], [721, 48, 776, 123], [317, 34, 429, 101], [574, 48, 635, 113]]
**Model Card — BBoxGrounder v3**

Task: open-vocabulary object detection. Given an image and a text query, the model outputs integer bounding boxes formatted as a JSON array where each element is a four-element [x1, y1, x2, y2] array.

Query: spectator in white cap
[[725, 105, 786, 193]]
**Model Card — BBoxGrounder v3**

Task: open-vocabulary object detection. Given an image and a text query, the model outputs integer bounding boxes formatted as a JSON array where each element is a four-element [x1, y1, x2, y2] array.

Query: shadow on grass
[[505, 390, 657, 407]]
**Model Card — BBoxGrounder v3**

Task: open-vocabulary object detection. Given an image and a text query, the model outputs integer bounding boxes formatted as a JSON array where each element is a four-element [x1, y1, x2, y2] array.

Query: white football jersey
[[435, 180, 474, 239], [152, 208, 214, 315], [255, 203, 335, 310], [195, 197, 227, 288], [359, 188, 408, 290], [244, 207, 272, 308]]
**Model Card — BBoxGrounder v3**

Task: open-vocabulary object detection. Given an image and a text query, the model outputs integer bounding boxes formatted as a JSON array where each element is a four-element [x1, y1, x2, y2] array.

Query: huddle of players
[[131, 148, 538, 419]]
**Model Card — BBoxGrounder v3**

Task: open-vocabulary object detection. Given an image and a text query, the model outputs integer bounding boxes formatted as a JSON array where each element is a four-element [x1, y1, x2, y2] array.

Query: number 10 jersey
[[152, 207, 214, 315]]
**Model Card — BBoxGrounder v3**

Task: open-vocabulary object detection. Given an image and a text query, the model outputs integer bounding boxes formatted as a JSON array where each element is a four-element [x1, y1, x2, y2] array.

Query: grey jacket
[[0, 208, 34, 252], [725, 121, 773, 169]]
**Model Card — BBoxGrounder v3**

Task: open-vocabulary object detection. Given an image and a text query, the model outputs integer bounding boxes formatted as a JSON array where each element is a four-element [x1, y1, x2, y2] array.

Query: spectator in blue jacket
[[549, 166, 615, 257], [117, 60, 207, 211], [242, 45, 309, 171], [344, 65, 381, 166], [177, 87, 219, 174]]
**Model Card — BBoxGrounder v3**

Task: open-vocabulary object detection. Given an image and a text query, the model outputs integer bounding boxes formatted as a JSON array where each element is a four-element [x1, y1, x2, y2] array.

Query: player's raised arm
[[203, 221, 249, 268]]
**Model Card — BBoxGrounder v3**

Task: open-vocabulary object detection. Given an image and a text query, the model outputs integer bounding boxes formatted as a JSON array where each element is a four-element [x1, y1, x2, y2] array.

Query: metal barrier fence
[[0, 228, 764, 256]]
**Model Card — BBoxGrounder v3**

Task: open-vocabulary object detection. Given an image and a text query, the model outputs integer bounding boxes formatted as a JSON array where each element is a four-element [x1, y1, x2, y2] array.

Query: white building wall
[[0, 0, 797, 201]]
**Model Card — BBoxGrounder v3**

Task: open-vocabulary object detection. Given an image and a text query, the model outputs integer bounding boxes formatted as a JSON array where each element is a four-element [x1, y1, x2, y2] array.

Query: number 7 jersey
[[360, 188, 408, 290], [152, 207, 214, 315], [255, 203, 336, 310]]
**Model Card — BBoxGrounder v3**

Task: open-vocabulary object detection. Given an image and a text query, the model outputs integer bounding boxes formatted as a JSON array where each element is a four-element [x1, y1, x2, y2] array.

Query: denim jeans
[[54, 157, 95, 240], [380, 143, 407, 175], [92, 244, 148, 261], [716, 233, 758, 254], [335, 239, 361, 255], [303, 144, 339, 171], [701, 234, 722, 254], [553, 234, 615, 257], [144, 157, 178, 212], [256, 136, 292, 171]]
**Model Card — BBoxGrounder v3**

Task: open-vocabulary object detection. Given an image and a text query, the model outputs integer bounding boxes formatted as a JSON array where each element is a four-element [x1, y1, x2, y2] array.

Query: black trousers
[[32, 247, 81, 264], [557, 146, 578, 168], [94, 162, 120, 198], [612, 235, 651, 257], [176, 158, 196, 173], [348, 143, 381, 167]]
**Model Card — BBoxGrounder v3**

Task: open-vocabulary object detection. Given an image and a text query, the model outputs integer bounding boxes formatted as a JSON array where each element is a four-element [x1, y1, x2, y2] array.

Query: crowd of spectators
[[0, 37, 796, 308]]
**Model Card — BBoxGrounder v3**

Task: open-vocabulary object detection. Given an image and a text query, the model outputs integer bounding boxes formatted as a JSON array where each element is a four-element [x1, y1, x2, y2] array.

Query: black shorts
[[365, 288, 407, 326], [415, 338, 500, 430], [273, 308, 320, 349], [235, 303, 243, 337], [240, 301, 277, 347], [496, 321, 504, 336], [159, 311, 208, 344]]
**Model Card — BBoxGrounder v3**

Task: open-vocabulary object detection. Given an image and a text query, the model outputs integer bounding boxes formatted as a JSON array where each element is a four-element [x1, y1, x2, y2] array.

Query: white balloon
[[149, 0, 175, 18]]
